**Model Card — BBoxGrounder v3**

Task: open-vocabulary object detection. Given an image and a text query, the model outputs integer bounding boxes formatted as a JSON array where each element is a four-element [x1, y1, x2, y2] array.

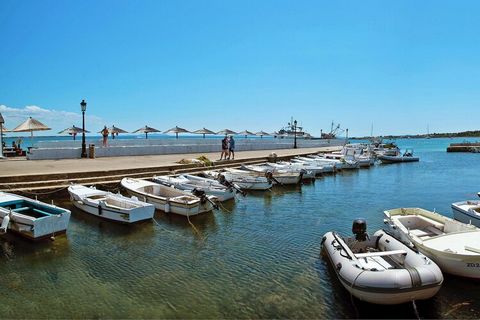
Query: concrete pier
[[0, 146, 342, 194], [446, 142, 480, 152]]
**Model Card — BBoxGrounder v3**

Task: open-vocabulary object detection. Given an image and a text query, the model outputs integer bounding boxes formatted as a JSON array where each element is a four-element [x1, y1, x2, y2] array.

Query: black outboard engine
[[352, 218, 368, 241], [192, 188, 207, 204]]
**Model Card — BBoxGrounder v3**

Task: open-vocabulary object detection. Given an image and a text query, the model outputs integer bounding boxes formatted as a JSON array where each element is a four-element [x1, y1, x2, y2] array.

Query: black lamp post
[[0, 113, 4, 158], [80, 99, 87, 158], [293, 119, 297, 149]]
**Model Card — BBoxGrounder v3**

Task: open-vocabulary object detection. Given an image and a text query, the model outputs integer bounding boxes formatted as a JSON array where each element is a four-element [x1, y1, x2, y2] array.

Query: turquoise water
[[1, 138, 480, 318]]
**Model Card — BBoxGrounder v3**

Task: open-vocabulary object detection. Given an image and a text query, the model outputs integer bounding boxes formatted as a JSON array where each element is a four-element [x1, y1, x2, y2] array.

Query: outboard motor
[[352, 218, 368, 241], [192, 188, 207, 203]]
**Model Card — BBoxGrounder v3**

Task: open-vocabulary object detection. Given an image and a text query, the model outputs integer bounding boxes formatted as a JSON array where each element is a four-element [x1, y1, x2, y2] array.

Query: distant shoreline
[[353, 130, 480, 140]]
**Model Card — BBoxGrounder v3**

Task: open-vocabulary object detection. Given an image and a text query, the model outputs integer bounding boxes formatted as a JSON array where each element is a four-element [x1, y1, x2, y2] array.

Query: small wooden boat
[[0, 192, 71, 240], [378, 149, 419, 163], [203, 170, 272, 191], [451, 200, 480, 227], [121, 178, 216, 216], [68, 184, 155, 223], [238, 165, 303, 184], [322, 219, 443, 305], [384, 207, 480, 278], [152, 175, 239, 202]]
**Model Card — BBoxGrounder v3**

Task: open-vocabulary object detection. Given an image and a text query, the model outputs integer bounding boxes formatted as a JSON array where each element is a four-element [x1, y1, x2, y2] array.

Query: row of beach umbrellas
[[1, 117, 281, 141]]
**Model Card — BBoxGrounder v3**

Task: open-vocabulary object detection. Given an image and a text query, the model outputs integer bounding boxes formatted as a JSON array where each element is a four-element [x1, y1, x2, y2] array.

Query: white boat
[[121, 178, 216, 216], [238, 165, 303, 184], [68, 184, 155, 223], [265, 162, 318, 178], [322, 219, 443, 305], [0, 192, 71, 240], [378, 149, 419, 164], [203, 170, 272, 191], [274, 161, 325, 176], [384, 207, 480, 279], [290, 159, 336, 173], [451, 200, 480, 227], [152, 175, 238, 202]]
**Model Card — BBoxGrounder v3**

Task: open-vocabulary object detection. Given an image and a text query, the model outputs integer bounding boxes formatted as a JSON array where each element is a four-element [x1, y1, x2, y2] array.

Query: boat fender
[[131, 196, 139, 201], [0, 214, 11, 234], [165, 200, 170, 213], [98, 202, 103, 215]]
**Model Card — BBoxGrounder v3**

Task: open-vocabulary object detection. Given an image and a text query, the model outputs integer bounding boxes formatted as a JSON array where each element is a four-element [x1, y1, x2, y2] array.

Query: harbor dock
[[446, 142, 480, 152], [0, 146, 341, 194]]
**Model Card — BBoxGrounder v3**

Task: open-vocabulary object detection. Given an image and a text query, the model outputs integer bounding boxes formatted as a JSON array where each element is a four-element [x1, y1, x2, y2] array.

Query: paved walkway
[[0, 146, 341, 177]]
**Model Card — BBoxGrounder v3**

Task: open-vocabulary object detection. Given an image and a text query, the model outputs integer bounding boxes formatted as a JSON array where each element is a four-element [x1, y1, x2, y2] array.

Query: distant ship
[[321, 121, 343, 139], [277, 118, 311, 138]]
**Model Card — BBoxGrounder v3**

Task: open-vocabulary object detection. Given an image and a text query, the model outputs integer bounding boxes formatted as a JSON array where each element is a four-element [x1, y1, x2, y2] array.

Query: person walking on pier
[[219, 135, 228, 160], [101, 126, 109, 147], [227, 135, 235, 160]]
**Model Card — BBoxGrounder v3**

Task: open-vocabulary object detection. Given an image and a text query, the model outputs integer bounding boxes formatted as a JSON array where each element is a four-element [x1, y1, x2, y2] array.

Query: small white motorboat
[[290, 159, 335, 173], [152, 175, 239, 202], [322, 219, 443, 305], [274, 161, 325, 176], [255, 163, 316, 179], [68, 184, 155, 223], [0, 192, 71, 240], [378, 149, 419, 164], [203, 170, 273, 191], [451, 200, 480, 227], [238, 165, 303, 184], [121, 178, 216, 216], [384, 207, 480, 279]]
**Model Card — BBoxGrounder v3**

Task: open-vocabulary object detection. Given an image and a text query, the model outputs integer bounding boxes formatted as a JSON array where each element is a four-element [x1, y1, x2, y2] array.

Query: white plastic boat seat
[[355, 250, 407, 259], [409, 228, 434, 238], [357, 256, 393, 270]]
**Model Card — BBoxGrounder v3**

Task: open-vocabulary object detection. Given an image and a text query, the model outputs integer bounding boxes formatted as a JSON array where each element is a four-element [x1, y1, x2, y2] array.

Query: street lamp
[[0, 113, 4, 159], [80, 99, 87, 158], [293, 119, 297, 149]]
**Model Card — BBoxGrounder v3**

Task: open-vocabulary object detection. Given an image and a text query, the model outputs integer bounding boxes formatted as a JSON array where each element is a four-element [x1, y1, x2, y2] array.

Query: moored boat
[[121, 178, 216, 216], [322, 219, 443, 305], [238, 165, 303, 184], [152, 175, 239, 202], [202, 170, 273, 190], [384, 207, 480, 278], [378, 149, 419, 164], [0, 192, 71, 240], [68, 184, 155, 223], [451, 200, 480, 227]]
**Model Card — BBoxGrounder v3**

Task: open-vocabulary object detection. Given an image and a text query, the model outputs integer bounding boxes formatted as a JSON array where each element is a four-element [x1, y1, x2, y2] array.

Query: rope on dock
[[3, 185, 69, 196]]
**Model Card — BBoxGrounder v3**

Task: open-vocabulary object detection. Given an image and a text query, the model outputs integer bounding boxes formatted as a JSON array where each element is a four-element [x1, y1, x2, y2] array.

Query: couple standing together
[[220, 135, 235, 160]]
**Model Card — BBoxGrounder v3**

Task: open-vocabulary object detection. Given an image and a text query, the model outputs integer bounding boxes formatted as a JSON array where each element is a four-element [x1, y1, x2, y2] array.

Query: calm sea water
[[1, 138, 479, 318]]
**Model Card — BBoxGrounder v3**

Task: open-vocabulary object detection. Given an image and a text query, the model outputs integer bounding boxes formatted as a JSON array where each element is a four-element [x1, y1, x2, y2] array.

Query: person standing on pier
[[219, 135, 228, 160], [228, 135, 235, 160], [101, 126, 109, 147]]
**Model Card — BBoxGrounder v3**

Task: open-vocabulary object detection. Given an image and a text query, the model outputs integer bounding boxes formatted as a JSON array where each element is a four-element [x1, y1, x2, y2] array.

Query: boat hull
[[451, 201, 480, 228], [379, 155, 419, 163], [322, 230, 442, 305]]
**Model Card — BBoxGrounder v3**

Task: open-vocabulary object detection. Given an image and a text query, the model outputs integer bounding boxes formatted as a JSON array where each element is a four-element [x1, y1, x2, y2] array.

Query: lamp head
[[80, 99, 87, 112]]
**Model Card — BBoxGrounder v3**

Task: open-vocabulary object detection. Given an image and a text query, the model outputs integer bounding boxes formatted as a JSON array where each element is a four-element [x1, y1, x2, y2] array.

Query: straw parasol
[[217, 129, 238, 136], [108, 125, 128, 139], [12, 117, 51, 146], [255, 131, 270, 138], [192, 127, 216, 138], [237, 130, 255, 138], [58, 125, 89, 140], [133, 125, 161, 139], [164, 126, 190, 139]]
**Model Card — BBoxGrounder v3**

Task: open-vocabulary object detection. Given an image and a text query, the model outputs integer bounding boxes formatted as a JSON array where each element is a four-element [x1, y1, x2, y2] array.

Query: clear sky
[[1, 0, 479, 137]]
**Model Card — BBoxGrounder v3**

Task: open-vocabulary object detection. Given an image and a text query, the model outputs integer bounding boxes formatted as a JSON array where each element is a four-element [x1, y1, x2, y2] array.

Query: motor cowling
[[352, 218, 368, 241]]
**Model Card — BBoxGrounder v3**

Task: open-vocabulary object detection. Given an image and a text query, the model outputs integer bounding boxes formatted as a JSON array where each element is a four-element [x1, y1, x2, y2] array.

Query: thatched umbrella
[[12, 117, 51, 146], [217, 129, 237, 136], [164, 126, 190, 139], [237, 130, 255, 138], [192, 127, 216, 138], [108, 125, 128, 139], [255, 131, 270, 139], [133, 125, 161, 139], [58, 125, 89, 140]]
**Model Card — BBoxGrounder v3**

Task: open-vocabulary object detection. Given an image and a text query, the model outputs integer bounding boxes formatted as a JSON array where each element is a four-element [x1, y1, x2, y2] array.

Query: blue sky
[[1, 0, 479, 137]]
